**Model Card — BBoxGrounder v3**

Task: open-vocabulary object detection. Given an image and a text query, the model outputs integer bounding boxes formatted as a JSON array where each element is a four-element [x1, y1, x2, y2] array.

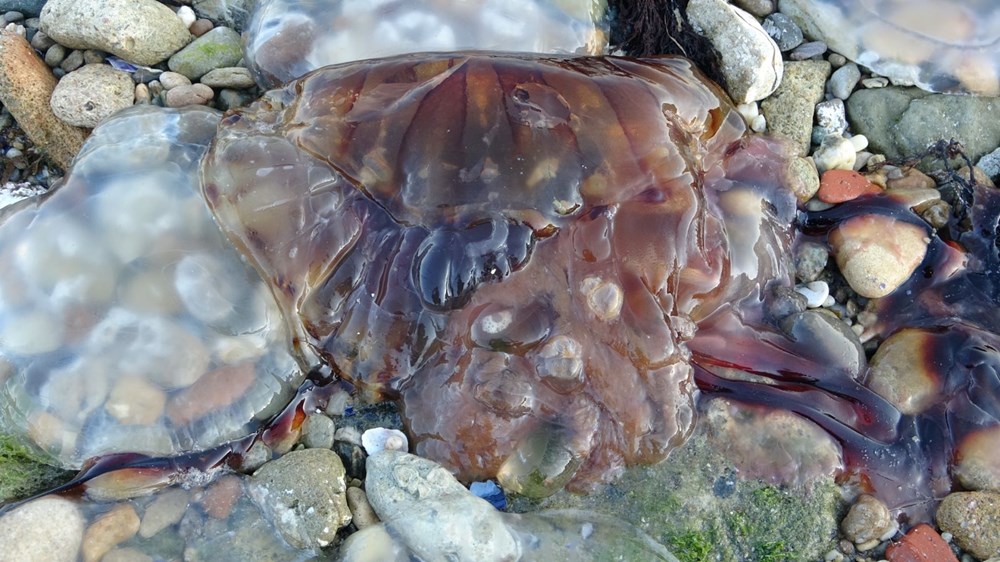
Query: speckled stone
[[760, 60, 830, 155]]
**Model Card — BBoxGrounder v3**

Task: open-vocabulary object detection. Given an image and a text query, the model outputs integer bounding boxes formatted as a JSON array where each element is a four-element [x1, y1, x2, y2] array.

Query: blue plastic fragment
[[106, 56, 138, 73], [470, 480, 507, 510]]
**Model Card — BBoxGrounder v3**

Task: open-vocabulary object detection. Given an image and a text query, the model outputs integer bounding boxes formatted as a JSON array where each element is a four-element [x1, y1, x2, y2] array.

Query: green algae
[[0, 434, 71, 503], [510, 427, 842, 562]]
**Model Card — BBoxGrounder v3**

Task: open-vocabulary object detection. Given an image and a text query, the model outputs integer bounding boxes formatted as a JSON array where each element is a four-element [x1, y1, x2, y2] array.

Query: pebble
[[2, 10, 22, 23], [39, 0, 193, 66], [936, 491, 1000, 560], [138, 488, 189, 538], [795, 280, 829, 308], [864, 329, 942, 415], [813, 135, 857, 173], [731, 0, 773, 17], [190, 18, 214, 37], [794, 241, 829, 283], [134, 82, 150, 104], [50, 63, 134, 128], [840, 494, 897, 549], [762, 12, 803, 52], [164, 83, 214, 107], [59, 48, 83, 72], [760, 60, 830, 155], [157, 70, 190, 90], [82, 49, 104, 64], [885, 524, 958, 562], [781, 310, 865, 378], [250, 448, 352, 548], [301, 413, 336, 449], [789, 40, 826, 60], [953, 425, 1000, 491], [686, 0, 783, 103], [0, 29, 87, 169], [0, 496, 85, 562], [199, 474, 242, 519], [81, 504, 140, 562], [828, 214, 929, 298], [216, 88, 254, 111], [861, 76, 888, 88], [829, 62, 860, 99], [198, 66, 255, 89], [814, 98, 847, 139], [361, 427, 409, 456], [176, 5, 197, 28], [28, 27, 52, 49], [167, 26, 242, 80], [749, 113, 766, 132], [827, 53, 846, 67], [346, 486, 380, 530], [43, 42, 64, 66], [817, 169, 879, 203]]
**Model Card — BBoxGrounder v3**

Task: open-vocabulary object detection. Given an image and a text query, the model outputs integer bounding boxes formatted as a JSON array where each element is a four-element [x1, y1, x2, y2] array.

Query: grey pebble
[[731, 0, 774, 17], [0, 1, 44, 17], [28, 29, 53, 50], [301, 413, 336, 450], [861, 77, 889, 88], [199, 66, 255, 90], [977, 147, 1000, 180], [762, 12, 803, 52], [794, 241, 830, 284], [60, 49, 83, 73], [82, 49, 104, 65], [827, 53, 847, 67], [829, 62, 861, 100], [3, 10, 23, 23], [789, 40, 827, 60], [43, 43, 65, 67]]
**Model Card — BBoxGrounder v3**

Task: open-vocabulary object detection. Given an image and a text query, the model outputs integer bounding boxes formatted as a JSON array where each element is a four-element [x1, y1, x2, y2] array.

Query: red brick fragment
[[818, 169, 882, 203], [886, 524, 958, 562]]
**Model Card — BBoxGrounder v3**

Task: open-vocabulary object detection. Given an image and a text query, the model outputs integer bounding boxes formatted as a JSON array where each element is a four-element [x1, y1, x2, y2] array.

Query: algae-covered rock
[[511, 413, 842, 562], [0, 433, 71, 503]]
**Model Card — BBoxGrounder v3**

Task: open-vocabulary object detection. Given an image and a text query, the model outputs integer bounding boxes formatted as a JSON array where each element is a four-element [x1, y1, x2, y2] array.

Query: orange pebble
[[818, 169, 881, 203], [886, 524, 958, 562]]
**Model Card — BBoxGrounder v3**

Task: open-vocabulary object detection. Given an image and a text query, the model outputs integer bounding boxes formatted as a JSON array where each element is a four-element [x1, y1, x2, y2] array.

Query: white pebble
[[848, 134, 869, 152], [795, 280, 830, 308], [736, 102, 759, 122], [750, 114, 767, 133], [361, 427, 409, 455], [813, 135, 857, 173], [176, 6, 197, 28]]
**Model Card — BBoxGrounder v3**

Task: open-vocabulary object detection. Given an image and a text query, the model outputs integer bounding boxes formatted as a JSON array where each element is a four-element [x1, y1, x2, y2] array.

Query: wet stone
[[249, 448, 352, 549], [762, 12, 803, 51], [81, 504, 140, 562], [953, 425, 1000, 491], [840, 494, 897, 549], [760, 60, 831, 155], [166, 26, 241, 80], [301, 413, 336, 450], [0, 496, 84, 562], [794, 241, 829, 283], [829, 214, 929, 298], [936, 491, 1000, 560], [863, 329, 942, 415]]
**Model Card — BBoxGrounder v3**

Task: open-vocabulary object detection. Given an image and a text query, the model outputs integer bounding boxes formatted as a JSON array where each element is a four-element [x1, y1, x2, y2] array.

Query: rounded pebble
[[81, 504, 140, 562], [864, 329, 942, 415], [164, 83, 213, 107], [795, 280, 829, 308], [176, 5, 196, 28], [840, 494, 897, 548], [828, 63, 860, 100], [301, 413, 336, 450], [937, 491, 1000, 560], [762, 12, 803, 51], [953, 425, 1000, 491], [829, 214, 929, 298], [361, 427, 409, 456], [0, 496, 85, 562], [789, 40, 826, 60], [157, 70, 190, 90]]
